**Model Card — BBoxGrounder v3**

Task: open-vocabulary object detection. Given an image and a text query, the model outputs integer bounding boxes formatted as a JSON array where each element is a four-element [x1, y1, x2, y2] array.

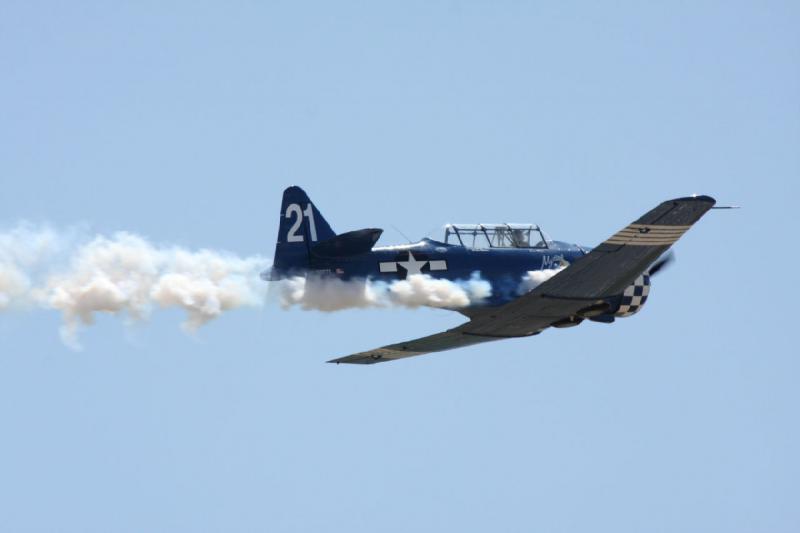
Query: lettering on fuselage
[[541, 254, 569, 269]]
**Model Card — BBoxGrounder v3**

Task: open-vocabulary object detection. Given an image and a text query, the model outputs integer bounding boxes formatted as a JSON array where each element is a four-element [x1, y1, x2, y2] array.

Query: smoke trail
[[39, 233, 269, 347], [0, 224, 493, 348], [0, 265, 28, 310], [276, 273, 492, 311], [0, 224, 269, 348], [0, 224, 66, 310]]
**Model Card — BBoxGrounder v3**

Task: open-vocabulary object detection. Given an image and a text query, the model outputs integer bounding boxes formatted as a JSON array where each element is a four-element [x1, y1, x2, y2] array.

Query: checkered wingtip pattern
[[615, 274, 651, 317]]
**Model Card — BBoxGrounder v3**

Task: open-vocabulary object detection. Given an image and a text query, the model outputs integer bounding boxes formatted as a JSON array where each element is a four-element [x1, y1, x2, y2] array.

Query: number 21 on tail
[[285, 203, 317, 242]]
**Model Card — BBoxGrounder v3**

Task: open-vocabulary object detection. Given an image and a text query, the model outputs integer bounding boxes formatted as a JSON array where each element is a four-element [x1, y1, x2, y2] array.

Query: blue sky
[[1, 1, 798, 532]]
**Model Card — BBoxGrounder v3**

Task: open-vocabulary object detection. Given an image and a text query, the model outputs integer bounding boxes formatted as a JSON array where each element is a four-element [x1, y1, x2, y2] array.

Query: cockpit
[[443, 224, 553, 249]]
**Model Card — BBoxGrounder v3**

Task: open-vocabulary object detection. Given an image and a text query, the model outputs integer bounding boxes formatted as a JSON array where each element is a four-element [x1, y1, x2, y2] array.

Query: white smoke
[[0, 224, 269, 348], [0, 224, 66, 310], [0, 265, 28, 310], [276, 273, 492, 311], [0, 225, 493, 348], [517, 266, 567, 294], [39, 234, 269, 347]]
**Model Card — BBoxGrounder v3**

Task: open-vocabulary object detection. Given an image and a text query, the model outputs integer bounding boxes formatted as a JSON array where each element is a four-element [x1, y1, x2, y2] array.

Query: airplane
[[268, 186, 718, 364]]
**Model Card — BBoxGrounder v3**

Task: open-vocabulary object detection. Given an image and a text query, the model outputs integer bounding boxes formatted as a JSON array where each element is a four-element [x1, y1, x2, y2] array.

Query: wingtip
[[673, 194, 716, 204]]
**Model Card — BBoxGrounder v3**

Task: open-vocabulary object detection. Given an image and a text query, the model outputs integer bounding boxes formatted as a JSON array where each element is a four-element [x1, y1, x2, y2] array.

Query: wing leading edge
[[330, 195, 716, 364]]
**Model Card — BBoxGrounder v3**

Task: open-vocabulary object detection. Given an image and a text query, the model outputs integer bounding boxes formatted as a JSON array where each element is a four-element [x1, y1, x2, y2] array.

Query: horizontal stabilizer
[[311, 228, 383, 257]]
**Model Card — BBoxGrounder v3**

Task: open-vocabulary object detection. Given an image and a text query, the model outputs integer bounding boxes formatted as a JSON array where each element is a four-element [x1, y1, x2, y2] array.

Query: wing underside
[[330, 195, 716, 364], [328, 328, 502, 364]]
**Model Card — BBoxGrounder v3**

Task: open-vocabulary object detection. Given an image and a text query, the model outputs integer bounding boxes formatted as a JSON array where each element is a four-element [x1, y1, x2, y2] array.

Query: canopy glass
[[443, 224, 551, 249]]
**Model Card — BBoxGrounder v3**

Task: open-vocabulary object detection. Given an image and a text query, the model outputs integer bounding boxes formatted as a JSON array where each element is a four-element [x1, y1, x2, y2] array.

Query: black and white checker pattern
[[615, 274, 651, 317]]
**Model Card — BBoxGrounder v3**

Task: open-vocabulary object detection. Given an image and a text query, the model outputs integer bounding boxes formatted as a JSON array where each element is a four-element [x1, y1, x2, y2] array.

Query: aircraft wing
[[462, 195, 717, 337], [330, 195, 716, 364], [328, 327, 502, 364]]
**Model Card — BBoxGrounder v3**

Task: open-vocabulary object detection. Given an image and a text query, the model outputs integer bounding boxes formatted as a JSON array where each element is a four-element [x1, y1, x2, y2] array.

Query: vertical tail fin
[[271, 186, 336, 279]]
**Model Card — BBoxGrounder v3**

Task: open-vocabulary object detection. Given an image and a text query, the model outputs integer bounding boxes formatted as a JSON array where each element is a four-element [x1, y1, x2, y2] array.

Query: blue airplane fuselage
[[307, 238, 588, 307]]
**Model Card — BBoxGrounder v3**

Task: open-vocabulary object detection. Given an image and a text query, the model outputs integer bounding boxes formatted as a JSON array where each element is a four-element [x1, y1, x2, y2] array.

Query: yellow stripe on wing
[[604, 224, 692, 246]]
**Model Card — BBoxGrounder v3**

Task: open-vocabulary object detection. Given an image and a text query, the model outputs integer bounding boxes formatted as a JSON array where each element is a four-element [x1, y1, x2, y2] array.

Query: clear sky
[[1, 1, 798, 532]]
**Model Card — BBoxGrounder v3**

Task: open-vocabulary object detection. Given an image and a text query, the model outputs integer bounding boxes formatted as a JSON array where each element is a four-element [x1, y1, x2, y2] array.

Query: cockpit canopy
[[443, 224, 552, 249]]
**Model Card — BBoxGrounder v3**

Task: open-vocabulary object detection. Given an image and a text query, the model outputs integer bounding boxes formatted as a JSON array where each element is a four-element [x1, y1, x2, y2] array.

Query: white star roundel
[[379, 251, 447, 278], [397, 252, 426, 275]]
